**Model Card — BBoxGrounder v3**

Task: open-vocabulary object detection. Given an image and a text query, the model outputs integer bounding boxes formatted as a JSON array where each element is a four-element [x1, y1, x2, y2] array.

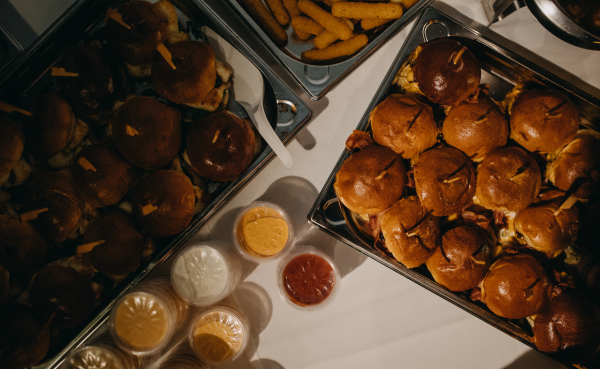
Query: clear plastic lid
[[65, 345, 130, 369], [232, 201, 294, 263], [159, 352, 208, 369]]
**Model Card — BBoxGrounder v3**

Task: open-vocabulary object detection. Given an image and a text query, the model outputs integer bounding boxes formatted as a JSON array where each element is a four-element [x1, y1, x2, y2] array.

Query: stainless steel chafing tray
[[224, 0, 434, 100], [0, 1, 311, 368], [308, 2, 600, 367]]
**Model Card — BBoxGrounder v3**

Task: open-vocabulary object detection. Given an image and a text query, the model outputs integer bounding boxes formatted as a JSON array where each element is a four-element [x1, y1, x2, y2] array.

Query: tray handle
[[323, 197, 347, 227]]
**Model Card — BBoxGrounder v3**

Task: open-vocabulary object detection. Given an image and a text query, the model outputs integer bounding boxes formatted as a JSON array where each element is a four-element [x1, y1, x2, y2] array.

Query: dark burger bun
[[369, 94, 438, 159], [27, 93, 76, 159], [334, 144, 406, 215], [132, 169, 195, 237], [509, 89, 580, 153], [0, 118, 25, 176], [413, 147, 476, 216], [475, 146, 542, 211], [426, 225, 491, 292], [381, 196, 439, 268], [0, 305, 50, 369], [0, 215, 47, 276], [413, 38, 481, 106], [185, 111, 255, 182], [111, 96, 181, 170], [442, 92, 508, 161], [481, 254, 551, 319]]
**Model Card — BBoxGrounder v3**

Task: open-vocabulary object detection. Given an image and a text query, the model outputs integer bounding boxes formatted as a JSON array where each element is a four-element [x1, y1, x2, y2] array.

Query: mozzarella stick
[[298, 0, 353, 40], [314, 30, 338, 49], [239, 0, 288, 46], [398, 0, 420, 9], [332, 2, 403, 19], [292, 16, 326, 35], [266, 0, 291, 26], [361, 18, 393, 30], [295, 30, 312, 40], [301, 34, 368, 62], [282, 0, 301, 17]]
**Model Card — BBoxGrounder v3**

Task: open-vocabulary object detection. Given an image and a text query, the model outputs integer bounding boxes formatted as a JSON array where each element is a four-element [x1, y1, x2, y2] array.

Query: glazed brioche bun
[[72, 142, 137, 208], [132, 169, 195, 237], [546, 130, 600, 200], [334, 144, 406, 215], [413, 38, 481, 106], [369, 94, 438, 159], [413, 147, 476, 216], [112, 96, 181, 170], [442, 92, 508, 161], [83, 210, 146, 276], [0, 215, 47, 276], [381, 196, 439, 268], [509, 89, 579, 153], [28, 93, 77, 159], [533, 291, 600, 364], [0, 305, 50, 369], [481, 254, 551, 319], [0, 118, 25, 176], [475, 147, 541, 211], [426, 226, 491, 292], [184, 111, 255, 182]]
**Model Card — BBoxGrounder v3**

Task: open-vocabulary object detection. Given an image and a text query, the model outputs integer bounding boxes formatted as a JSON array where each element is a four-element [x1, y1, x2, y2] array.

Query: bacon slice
[[346, 130, 374, 150]]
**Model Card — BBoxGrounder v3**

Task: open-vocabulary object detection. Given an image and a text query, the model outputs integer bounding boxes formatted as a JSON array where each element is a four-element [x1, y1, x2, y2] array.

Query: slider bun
[[443, 93, 508, 161], [481, 254, 551, 319], [0, 118, 24, 175], [413, 147, 476, 216], [152, 41, 217, 105], [132, 169, 195, 237], [334, 144, 406, 215], [475, 146, 541, 211], [0, 305, 50, 369], [29, 265, 94, 329], [0, 215, 47, 276], [381, 196, 439, 268], [84, 210, 145, 276], [413, 38, 481, 106], [370, 94, 438, 159], [546, 130, 600, 200], [426, 225, 491, 292], [112, 96, 181, 170], [185, 111, 255, 182], [510, 89, 579, 153], [72, 142, 137, 208], [27, 93, 76, 159]]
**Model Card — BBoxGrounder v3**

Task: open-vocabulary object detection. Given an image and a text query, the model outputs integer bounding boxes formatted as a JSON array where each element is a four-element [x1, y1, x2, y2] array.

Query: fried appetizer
[[0, 305, 50, 369], [0, 215, 47, 276]]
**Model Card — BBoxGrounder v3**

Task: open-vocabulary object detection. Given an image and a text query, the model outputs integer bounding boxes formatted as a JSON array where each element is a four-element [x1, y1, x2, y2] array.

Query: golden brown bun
[[381, 196, 439, 268], [0, 118, 24, 175], [334, 144, 406, 215], [84, 210, 145, 276], [413, 39, 481, 106], [475, 146, 541, 211], [370, 94, 438, 159], [413, 147, 476, 216], [510, 89, 579, 153], [546, 130, 600, 200], [0, 264, 8, 308], [0, 305, 50, 369], [443, 93, 508, 160], [0, 215, 47, 276], [27, 93, 76, 159], [533, 291, 600, 364], [152, 41, 217, 105], [426, 225, 491, 292], [112, 96, 181, 169], [185, 111, 255, 182], [481, 254, 551, 319], [514, 195, 579, 259], [132, 170, 195, 237], [72, 142, 136, 208], [24, 172, 84, 242], [29, 265, 94, 329]]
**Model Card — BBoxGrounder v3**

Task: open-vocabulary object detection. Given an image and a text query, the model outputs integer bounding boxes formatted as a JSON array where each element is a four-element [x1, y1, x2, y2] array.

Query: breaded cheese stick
[[266, 0, 291, 26], [298, 0, 353, 40], [361, 18, 393, 30], [332, 2, 403, 19], [239, 0, 288, 46], [301, 34, 368, 62], [292, 16, 326, 35]]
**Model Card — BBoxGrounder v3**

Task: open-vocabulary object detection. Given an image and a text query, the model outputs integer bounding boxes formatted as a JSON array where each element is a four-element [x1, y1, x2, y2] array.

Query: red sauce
[[282, 253, 335, 306]]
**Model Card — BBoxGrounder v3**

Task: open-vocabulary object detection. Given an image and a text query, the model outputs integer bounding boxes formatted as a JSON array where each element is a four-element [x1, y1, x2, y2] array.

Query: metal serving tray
[[308, 2, 600, 367], [225, 0, 434, 100], [0, 1, 311, 368]]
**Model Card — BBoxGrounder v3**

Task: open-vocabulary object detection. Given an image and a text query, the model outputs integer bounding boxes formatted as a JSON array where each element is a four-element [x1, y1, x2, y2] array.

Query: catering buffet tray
[[225, 0, 434, 100], [0, 0, 311, 368], [308, 2, 600, 367]]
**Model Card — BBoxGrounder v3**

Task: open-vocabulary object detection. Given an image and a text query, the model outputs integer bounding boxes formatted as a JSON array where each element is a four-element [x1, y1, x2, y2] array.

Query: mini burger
[[334, 143, 406, 215], [111, 96, 181, 170], [442, 91, 508, 161], [546, 130, 600, 200], [131, 169, 195, 237], [426, 225, 491, 292], [508, 88, 580, 153], [0, 305, 50, 369], [0, 118, 31, 188], [152, 41, 232, 112], [0, 215, 47, 276], [475, 146, 542, 211], [369, 94, 438, 159], [380, 196, 439, 268], [413, 147, 476, 216], [184, 110, 255, 182], [480, 254, 551, 319]]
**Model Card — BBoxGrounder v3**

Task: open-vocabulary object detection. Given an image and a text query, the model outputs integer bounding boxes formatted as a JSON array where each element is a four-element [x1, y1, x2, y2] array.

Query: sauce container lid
[[65, 345, 129, 369]]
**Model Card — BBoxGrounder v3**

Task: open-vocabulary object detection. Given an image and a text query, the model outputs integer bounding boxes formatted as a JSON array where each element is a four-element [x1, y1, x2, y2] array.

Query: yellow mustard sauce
[[237, 206, 289, 257]]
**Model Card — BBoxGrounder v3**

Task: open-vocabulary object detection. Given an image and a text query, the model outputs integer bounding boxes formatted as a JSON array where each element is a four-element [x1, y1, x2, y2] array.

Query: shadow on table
[[502, 350, 565, 369], [250, 358, 286, 369]]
